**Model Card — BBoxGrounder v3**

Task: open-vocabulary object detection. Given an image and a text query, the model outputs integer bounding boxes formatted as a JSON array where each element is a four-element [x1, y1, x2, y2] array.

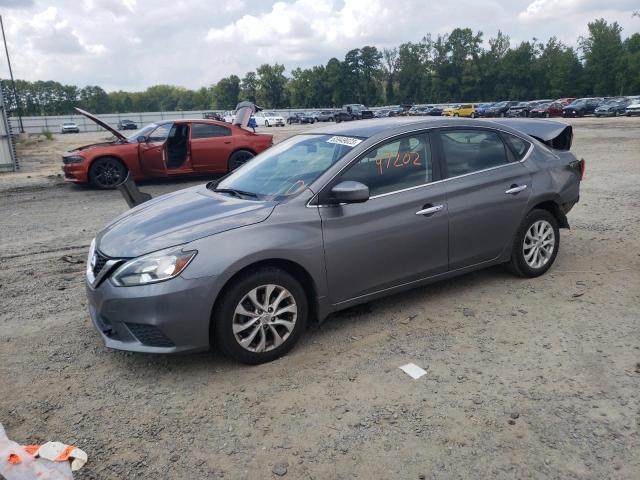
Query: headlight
[[86, 238, 96, 283], [64, 155, 85, 164], [111, 246, 197, 286]]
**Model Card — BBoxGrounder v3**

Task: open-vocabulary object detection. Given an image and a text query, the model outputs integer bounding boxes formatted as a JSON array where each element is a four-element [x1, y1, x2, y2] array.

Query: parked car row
[[372, 95, 640, 120]]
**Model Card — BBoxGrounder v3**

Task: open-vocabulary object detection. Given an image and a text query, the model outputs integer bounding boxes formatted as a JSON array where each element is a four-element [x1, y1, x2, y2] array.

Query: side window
[[340, 134, 432, 197], [147, 123, 172, 142], [502, 133, 531, 160], [191, 123, 231, 139], [439, 129, 508, 177]]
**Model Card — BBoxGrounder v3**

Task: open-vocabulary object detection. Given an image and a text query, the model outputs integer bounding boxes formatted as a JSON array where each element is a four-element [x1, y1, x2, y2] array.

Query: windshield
[[264, 111, 277, 116], [216, 134, 358, 200], [127, 123, 158, 142], [493, 101, 508, 108], [569, 99, 585, 107]]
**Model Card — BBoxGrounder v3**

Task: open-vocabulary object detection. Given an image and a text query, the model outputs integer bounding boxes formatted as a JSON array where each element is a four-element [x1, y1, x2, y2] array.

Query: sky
[[0, 0, 638, 92]]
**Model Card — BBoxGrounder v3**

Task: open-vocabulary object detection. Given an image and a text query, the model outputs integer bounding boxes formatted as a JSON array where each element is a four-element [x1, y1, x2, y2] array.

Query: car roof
[[307, 116, 532, 139]]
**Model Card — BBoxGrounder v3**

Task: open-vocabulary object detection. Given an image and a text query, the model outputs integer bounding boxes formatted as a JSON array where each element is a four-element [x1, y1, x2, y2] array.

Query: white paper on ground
[[399, 363, 427, 379]]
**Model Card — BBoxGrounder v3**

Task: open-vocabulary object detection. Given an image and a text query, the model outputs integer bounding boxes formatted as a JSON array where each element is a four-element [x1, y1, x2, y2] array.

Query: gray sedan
[[86, 117, 584, 364]]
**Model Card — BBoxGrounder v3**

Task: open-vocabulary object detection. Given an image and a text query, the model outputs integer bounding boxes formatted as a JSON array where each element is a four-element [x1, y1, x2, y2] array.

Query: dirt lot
[[1, 118, 639, 479]]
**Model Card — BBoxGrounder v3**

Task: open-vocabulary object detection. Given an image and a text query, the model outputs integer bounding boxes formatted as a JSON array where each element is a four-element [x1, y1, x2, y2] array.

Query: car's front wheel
[[213, 268, 308, 364], [89, 157, 127, 189], [508, 209, 559, 277]]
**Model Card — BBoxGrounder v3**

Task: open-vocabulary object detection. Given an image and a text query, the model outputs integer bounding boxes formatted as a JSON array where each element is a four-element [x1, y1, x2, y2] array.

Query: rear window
[[192, 123, 230, 139], [502, 133, 531, 160], [439, 129, 509, 177]]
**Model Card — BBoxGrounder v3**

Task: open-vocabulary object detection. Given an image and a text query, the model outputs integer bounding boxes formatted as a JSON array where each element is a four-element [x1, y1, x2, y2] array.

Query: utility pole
[[0, 15, 24, 133]]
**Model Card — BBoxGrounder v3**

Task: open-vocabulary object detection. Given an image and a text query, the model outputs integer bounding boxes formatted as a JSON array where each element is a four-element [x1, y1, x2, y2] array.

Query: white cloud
[[0, 0, 637, 91]]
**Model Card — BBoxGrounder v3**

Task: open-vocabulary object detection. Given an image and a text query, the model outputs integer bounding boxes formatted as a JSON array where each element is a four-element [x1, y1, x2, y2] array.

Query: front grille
[[126, 323, 175, 348], [93, 250, 109, 277]]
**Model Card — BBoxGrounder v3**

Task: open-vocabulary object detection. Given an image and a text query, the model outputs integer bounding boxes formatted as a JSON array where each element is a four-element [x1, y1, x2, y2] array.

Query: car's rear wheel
[[228, 150, 255, 171], [89, 157, 127, 189], [213, 267, 308, 364], [508, 209, 559, 277]]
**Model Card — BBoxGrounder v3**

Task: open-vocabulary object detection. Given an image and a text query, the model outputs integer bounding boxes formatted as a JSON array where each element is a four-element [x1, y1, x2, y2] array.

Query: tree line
[[2, 18, 638, 116]]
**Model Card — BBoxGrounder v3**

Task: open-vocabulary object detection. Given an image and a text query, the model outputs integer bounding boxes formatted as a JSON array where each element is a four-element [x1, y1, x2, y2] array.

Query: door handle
[[415, 204, 444, 216], [224, 140, 232, 144], [505, 184, 527, 195]]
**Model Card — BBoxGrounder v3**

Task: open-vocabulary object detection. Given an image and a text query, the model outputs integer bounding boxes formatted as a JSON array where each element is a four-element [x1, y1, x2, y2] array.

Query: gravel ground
[[1, 118, 639, 479]]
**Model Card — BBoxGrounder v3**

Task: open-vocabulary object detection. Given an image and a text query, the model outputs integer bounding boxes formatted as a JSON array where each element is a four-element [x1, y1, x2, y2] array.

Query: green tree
[[256, 64, 287, 108], [359, 46, 383, 105], [580, 19, 625, 95], [212, 75, 240, 109], [240, 72, 258, 103]]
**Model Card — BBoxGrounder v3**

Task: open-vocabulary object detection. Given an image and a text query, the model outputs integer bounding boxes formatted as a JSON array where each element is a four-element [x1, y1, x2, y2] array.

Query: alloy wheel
[[523, 220, 555, 269], [232, 284, 297, 353], [92, 159, 124, 188]]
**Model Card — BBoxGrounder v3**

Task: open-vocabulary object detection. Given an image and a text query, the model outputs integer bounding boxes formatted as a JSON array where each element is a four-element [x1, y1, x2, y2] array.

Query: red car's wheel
[[89, 157, 127, 189], [228, 150, 255, 171]]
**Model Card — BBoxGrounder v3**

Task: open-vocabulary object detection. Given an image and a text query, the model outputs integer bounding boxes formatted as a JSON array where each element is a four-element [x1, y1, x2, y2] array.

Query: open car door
[[139, 123, 172, 177]]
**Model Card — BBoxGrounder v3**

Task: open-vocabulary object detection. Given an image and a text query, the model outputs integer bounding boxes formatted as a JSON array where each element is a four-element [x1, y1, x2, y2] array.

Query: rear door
[[190, 122, 235, 173], [435, 127, 532, 270], [319, 132, 448, 305], [139, 123, 172, 177]]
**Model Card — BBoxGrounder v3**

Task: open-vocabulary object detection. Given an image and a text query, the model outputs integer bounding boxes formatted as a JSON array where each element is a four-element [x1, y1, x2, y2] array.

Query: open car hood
[[74, 107, 127, 141], [491, 118, 572, 151]]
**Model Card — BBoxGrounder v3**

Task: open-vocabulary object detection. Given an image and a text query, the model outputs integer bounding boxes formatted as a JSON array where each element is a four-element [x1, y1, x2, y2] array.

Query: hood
[[74, 107, 126, 141], [97, 184, 277, 258], [66, 141, 129, 154], [491, 118, 573, 151]]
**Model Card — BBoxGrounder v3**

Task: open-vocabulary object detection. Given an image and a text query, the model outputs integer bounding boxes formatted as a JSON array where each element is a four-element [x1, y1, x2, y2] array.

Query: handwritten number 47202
[[375, 152, 421, 175]]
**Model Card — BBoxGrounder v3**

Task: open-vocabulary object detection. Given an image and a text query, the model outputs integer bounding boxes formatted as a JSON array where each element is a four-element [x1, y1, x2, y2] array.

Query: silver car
[[86, 117, 584, 364]]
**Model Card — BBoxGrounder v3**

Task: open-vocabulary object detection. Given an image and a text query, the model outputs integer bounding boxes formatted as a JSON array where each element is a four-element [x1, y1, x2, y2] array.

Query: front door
[[436, 128, 532, 270], [139, 123, 173, 177], [190, 122, 235, 173], [319, 132, 448, 305]]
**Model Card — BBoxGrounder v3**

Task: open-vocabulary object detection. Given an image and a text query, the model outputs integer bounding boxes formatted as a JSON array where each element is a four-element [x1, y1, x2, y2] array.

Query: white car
[[625, 99, 640, 116], [254, 111, 285, 127], [60, 122, 80, 134], [222, 111, 235, 123]]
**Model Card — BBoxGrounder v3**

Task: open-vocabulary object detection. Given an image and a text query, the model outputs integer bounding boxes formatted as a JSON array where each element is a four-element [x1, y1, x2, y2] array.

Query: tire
[[89, 157, 127, 189], [228, 149, 255, 171], [508, 209, 560, 278], [265, 120, 270, 127], [454, 113, 459, 117], [470, 113, 476, 118], [500, 112, 505, 118], [213, 267, 308, 364], [545, 112, 550, 118]]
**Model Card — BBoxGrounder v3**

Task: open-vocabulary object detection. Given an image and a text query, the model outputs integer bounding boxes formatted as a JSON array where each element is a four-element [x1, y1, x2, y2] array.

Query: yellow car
[[442, 103, 477, 118]]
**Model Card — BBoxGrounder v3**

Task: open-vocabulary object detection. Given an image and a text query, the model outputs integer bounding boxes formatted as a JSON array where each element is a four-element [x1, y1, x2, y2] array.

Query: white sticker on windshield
[[326, 136, 363, 147]]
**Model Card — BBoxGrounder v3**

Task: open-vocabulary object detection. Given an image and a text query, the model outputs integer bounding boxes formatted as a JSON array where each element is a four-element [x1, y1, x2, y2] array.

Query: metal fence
[[8, 108, 340, 135], [0, 87, 17, 171]]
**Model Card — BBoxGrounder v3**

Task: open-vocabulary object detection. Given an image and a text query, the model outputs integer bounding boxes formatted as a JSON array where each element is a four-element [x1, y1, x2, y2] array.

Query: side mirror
[[328, 181, 369, 204], [136, 135, 146, 143]]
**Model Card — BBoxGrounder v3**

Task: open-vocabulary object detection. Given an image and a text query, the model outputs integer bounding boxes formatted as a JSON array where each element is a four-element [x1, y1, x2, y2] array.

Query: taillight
[[579, 158, 586, 179]]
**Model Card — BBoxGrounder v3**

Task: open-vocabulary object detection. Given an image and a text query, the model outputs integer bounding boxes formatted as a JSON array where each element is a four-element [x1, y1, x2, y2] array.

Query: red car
[[529, 101, 564, 118], [62, 109, 273, 188]]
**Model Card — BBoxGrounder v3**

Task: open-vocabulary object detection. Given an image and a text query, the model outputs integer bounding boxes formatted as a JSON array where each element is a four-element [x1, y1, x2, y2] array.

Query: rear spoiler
[[491, 118, 573, 151]]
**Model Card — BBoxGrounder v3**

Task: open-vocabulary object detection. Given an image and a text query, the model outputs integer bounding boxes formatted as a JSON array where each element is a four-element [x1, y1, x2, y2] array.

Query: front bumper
[[62, 163, 89, 183], [86, 274, 220, 354]]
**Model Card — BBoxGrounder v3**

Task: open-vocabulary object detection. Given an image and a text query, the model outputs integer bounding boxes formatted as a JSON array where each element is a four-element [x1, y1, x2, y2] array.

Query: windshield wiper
[[212, 187, 258, 198]]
